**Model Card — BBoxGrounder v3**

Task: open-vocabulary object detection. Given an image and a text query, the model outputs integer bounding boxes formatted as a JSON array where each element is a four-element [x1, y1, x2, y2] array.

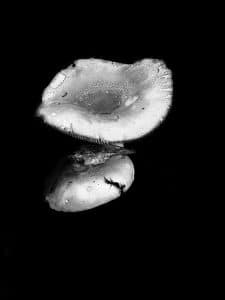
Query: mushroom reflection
[[45, 144, 134, 212]]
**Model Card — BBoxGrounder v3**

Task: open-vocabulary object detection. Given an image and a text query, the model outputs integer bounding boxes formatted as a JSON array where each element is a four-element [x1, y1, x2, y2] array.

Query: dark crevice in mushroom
[[104, 177, 126, 194], [62, 92, 68, 97]]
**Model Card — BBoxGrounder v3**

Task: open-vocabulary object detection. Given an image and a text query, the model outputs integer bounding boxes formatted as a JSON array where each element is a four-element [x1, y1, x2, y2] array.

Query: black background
[[3, 5, 195, 298]]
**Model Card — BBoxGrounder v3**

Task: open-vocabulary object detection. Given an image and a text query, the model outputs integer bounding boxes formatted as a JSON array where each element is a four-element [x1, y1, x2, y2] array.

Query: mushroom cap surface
[[38, 58, 172, 143]]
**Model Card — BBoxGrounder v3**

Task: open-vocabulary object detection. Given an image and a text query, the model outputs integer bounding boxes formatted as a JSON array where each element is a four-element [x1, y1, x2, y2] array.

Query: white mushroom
[[40, 57, 173, 212], [38, 58, 172, 143], [46, 151, 134, 212]]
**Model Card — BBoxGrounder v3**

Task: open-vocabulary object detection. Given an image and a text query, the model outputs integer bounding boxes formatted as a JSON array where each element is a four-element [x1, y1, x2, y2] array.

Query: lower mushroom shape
[[45, 145, 134, 212]]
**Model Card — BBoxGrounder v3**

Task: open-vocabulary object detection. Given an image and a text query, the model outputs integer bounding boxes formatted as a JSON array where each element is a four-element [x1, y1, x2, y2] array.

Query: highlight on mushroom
[[37, 58, 173, 212]]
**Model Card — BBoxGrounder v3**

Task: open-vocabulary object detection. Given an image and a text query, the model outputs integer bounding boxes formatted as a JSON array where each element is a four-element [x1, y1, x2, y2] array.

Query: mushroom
[[38, 58, 173, 212], [45, 144, 134, 212], [38, 58, 172, 143]]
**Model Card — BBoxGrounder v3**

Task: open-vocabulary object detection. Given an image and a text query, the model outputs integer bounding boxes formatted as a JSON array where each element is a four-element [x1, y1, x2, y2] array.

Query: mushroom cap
[[46, 153, 134, 212], [38, 58, 172, 143]]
